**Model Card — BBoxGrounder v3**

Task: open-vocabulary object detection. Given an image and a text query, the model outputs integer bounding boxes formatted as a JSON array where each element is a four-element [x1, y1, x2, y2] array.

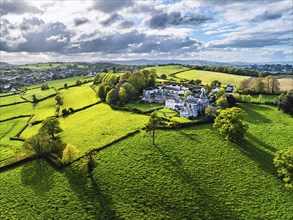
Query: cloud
[[0, 0, 42, 15], [74, 17, 90, 26], [92, 0, 133, 13], [119, 20, 134, 29], [100, 13, 121, 26], [20, 17, 45, 31], [147, 11, 211, 29]]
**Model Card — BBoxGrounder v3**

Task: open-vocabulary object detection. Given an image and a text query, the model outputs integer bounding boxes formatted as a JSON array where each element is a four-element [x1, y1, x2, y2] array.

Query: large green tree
[[264, 76, 280, 94], [214, 107, 248, 142], [146, 112, 164, 145], [23, 133, 51, 156], [278, 89, 293, 115], [274, 146, 293, 190], [39, 117, 63, 139]]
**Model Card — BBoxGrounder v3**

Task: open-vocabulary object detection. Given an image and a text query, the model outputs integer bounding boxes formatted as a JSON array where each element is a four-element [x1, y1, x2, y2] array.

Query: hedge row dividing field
[[0, 94, 26, 106], [144, 65, 191, 81], [0, 103, 292, 219]]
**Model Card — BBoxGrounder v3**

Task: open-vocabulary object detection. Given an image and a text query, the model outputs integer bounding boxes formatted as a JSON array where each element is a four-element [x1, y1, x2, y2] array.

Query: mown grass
[[60, 84, 98, 110], [145, 65, 190, 81], [156, 107, 178, 118], [22, 88, 56, 101], [0, 103, 292, 219], [0, 94, 24, 105], [124, 103, 164, 112], [250, 94, 278, 103], [177, 70, 250, 86], [21, 103, 149, 155], [0, 117, 32, 167]]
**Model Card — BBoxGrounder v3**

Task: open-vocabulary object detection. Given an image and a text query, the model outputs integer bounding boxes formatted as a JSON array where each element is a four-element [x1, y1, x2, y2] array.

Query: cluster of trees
[[41, 83, 49, 90], [190, 65, 284, 77], [237, 76, 280, 94], [95, 69, 156, 105], [278, 89, 293, 115]]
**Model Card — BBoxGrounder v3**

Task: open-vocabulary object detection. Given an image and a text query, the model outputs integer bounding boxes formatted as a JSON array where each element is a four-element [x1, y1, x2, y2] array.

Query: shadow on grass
[[242, 105, 272, 124], [63, 164, 118, 220], [21, 158, 55, 195], [152, 143, 238, 219], [234, 133, 277, 176]]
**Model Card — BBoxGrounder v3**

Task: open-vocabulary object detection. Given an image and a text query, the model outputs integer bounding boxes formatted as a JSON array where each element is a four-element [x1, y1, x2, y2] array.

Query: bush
[[278, 90, 293, 115], [62, 144, 80, 164], [274, 147, 293, 190], [41, 83, 49, 90]]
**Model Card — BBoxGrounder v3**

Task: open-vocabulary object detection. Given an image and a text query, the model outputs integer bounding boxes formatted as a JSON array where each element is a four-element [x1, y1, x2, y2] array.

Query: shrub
[[62, 144, 80, 164], [278, 90, 293, 115], [274, 147, 293, 190]]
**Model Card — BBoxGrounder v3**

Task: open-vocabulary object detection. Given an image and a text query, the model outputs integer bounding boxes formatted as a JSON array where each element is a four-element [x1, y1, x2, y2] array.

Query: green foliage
[[39, 117, 63, 139], [122, 82, 137, 100], [216, 88, 226, 99], [161, 74, 167, 79], [55, 94, 63, 105], [118, 87, 128, 104], [183, 90, 192, 98], [205, 105, 216, 118], [237, 79, 250, 94], [211, 80, 222, 88], [264, 76, 280, 94], [41, 83, 49, 90], [274, 147, 293, 190], [252, 78, 265, 93], [216, 95, 228, 109], [76, 79, 82, 86], [106, 88, 119, 105], [278, 89, 293, 115], [23, 133, 51, 156], [62, 143, 80, 164], [214, 107, 248, 142], [146, 112, 164, 144]]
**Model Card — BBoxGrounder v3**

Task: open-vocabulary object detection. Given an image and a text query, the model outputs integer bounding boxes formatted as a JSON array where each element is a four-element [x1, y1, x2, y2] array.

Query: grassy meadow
[[144, 65, 190, 80], [21, 103, 149, 155], [278, 78, 293, 91], [0, 94, 25, 105], [60, 84, 98, 110], [0, 117, 33, 167], [22, 88, 56, 101], [0, 103, 292, 219], [176, 69, 250, 86]]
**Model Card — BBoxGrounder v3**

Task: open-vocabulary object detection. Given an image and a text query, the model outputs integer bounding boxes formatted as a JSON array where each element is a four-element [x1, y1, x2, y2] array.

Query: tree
[[62, 144, 80, 164], [76, 79, 82, 86], [237, 79, 250, 94], [161, 74, 167, 79], [41, 83, 49, 90], [97, 85, 106, 101], [264, 76, 280, 94], [23, 133, 51, 156], [39, 117, 63, 139], [226, 94, 237, 107], [32, 94, 38, 103], [278, 89, 293, 115], [118, 87, 128, 104], [64, 83, 68, 89], [216, 95, 228, 109], [216, 88, 226, 99], [211, 80, 222, 88], [122, 82, 137, 100], [213, 107, 248, 142], [205, 105, 216, 118], [106, 88, 119, 105], [194, 79, 202, 85], [274, 147, 293, 190], [184, 90, 192, 98], [146, 112, 164, 145], [252, 78, 265, 94], [81, 150, 98, 179], [55, 94, 63, 105]]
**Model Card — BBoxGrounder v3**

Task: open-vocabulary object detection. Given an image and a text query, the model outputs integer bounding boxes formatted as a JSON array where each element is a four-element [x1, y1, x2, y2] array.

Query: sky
[[0, 0, 292, 64]]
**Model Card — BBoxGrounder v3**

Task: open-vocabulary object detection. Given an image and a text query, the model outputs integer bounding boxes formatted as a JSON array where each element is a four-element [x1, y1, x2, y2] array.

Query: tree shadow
[[242, 105, 272, 124], [21, 158, 55, 195], [234, 134, 277, 176], [152, 143, 238, 219], [63, 165, 118, 219], [179, 131, 199, 142]]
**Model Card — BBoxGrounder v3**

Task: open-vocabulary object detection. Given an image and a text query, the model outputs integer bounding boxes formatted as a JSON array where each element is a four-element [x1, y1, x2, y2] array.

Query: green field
[[18, 63, 87, 70], [21, 103, 149, 155], [0, 94, 25, 105], [124, 103, 164, 112], [24, 76, 94, 90], [250, 94, 278, 103], [176, 69, 250, 86], [22, 88, 56, 101], [60, 84, 98, 110], [0, 117, 33, 167], [0, 103, 292, 219], [278, 78, 293, 91], [145, 65, 190, 80]]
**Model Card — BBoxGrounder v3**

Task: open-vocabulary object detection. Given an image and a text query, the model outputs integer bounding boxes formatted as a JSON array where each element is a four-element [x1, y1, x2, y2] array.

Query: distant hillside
[[0, 62, 12, 67]]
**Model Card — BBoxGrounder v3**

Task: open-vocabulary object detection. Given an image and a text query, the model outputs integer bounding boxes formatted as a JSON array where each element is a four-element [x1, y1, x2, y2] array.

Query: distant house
[[225, 85, 236, 93]]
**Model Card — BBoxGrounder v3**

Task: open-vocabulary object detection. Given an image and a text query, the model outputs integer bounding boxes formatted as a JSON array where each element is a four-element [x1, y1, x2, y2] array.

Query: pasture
[[0, 103, 292, 219], [0, 94, 25, 105], [176, 69, 250, 86], [20, 103, 149, 155], [278, 78, 293, 91], [144, 65, 190, 80], [124, 103, 164, 113], [60, 84, 98, 110], [22, 88, 56, 101]]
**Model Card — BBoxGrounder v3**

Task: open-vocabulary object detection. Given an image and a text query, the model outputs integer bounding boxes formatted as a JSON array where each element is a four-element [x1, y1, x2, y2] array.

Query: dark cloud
[[148, 12, 211, 29], [92, 0, 133, 13], [0, 0, 42, 15], [119, 20, 134, 29], [2, 22, 73, 53], [100, 13, 121, 26], [251, 9, 286, 22], [20, 17, 45, 31], [74, 17, 90, 26]]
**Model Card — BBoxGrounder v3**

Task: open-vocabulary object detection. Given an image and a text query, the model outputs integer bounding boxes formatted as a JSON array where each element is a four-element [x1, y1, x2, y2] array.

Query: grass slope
[[0, 94, 24, 105], [1, 103, 292, 219], [22, 88, 56, 101], [145, 65, 190, 81], [0, 118, 32, 167], [21, 103, 149, 155], [60, 84, 98, 110], [177, 70, 250, 86]]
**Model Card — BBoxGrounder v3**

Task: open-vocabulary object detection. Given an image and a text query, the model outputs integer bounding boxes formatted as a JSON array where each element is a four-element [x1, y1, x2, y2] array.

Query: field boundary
[[0, 100, 29, 107], [0, 114, 32, 123]]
